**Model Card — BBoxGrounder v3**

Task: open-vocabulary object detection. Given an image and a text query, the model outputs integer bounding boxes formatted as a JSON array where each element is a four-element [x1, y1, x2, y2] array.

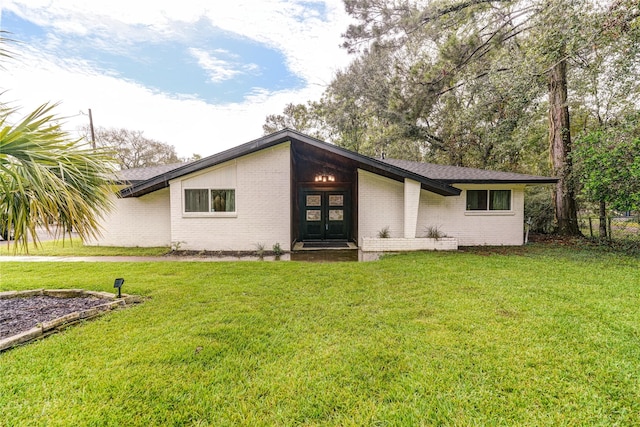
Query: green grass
[[0, 238, 170, 256], [0, 246, 639, 426]]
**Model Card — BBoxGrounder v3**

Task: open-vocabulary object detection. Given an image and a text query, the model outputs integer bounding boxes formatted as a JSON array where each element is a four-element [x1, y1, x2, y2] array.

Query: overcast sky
[[0, 1, 353, 157]]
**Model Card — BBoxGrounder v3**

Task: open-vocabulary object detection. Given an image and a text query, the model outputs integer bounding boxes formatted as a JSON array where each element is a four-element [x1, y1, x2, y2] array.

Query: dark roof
[[118, 129, 556, 198], [382, 159, 558, 184], [114, 162, 192, 184]]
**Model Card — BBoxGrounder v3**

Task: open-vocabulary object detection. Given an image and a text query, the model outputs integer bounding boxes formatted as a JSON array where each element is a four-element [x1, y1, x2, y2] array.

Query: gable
[[118, 129, 555, 198]]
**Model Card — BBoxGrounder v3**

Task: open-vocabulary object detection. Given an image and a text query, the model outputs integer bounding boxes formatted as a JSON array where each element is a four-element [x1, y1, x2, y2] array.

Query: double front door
[[301, 189, 349, 240]]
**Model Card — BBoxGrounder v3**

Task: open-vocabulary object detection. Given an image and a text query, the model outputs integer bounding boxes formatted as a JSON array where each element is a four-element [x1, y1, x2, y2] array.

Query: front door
[[301, 189, 349, 240]]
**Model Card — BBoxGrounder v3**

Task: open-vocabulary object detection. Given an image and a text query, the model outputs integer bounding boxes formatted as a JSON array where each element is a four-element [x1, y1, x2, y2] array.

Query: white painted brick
[[359, 171, 526, 247], [92, 148, 526, 251], [361, 237, 458, 252], [358, 170, 404, 243], [404, 178, 421, 238], [86, 188, 171, 247], [170, 143, 291, 251], [417, 184, 526, 246]]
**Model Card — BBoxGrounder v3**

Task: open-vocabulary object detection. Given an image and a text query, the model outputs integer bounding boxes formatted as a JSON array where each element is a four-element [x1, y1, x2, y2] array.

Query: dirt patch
[[166, 250, 279, 257], [0, 290, 142, 352], [0, 296, 109, 339]]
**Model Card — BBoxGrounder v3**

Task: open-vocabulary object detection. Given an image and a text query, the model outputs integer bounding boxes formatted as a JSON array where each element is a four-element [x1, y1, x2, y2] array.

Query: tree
[[569, 25, 640, 237], [0, 103, 115, 250], [573, 116, 640, 237], [82, 126, 181, 169], [342, 0, 639, 235], [1, 32, 115, 250], [263, 102, 321, 136]]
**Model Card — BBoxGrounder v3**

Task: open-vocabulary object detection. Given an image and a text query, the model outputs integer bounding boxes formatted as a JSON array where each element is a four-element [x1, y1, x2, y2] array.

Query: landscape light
[[114, 278, 125, 298]]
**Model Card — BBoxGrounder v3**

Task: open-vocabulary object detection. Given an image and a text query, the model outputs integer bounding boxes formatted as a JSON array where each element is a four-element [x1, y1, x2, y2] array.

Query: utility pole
[[88, 108, 96, 149]]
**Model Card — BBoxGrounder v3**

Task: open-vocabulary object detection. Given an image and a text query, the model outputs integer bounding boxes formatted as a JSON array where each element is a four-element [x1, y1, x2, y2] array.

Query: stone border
[[0, 289, 142, 352]]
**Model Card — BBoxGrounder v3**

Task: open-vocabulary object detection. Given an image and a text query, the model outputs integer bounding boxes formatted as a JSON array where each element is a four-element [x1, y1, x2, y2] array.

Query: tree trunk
[[599, 199, 607, 239], [548, 58, 580, 236]]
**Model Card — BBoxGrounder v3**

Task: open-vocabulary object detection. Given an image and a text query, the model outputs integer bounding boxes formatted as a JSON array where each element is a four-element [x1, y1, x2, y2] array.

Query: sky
[[0, 0, 354, 157]]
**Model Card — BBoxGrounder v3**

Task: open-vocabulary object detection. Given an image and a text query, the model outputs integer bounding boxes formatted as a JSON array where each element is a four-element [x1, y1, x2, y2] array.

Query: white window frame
[[183, 188, 237, 218], [464, 189, 514, 216]]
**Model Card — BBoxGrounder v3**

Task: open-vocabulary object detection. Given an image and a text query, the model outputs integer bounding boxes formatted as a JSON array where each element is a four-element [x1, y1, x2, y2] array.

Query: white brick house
[[87, 129, 556, 252]]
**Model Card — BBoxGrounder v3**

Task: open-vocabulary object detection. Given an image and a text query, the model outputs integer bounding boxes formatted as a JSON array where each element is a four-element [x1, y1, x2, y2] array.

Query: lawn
[[0, 246, 639, 426], [0, 238, 170, 256]]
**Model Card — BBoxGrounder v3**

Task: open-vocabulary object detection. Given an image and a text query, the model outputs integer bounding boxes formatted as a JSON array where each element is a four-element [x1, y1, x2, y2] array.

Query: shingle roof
[[381, 159, 557, 184], [117, 129, 556, 198], [114, 162, 191, 184]]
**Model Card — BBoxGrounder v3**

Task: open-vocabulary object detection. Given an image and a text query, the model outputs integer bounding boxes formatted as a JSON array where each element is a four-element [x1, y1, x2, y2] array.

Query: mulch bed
[[0, 296, 109, 339]]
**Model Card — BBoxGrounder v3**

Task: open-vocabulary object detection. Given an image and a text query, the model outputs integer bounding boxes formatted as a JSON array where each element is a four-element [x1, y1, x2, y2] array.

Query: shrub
[[377, 226, 391, 238], [525, 187, 555, 233], [272, 242, 283, 256], [423, 225, 446, 240]]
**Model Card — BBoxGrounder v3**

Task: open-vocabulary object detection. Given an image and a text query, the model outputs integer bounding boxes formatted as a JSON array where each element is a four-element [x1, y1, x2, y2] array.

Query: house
[[86, 129, 556, 252]]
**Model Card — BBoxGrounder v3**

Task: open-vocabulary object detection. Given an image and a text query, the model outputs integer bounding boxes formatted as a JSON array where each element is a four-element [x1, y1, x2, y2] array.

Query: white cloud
[[188, 47, 242, 83], [187, 48, 260, 83], [0, 0, 355, 156]]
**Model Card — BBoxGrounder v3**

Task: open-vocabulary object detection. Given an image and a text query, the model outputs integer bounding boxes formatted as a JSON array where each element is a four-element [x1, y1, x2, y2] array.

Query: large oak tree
[[340, 0, 639, 235]]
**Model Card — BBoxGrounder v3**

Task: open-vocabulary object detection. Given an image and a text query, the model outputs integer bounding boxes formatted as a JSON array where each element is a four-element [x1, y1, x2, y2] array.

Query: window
[[185, 189, 235, 213], [466, 190, 511, 211]]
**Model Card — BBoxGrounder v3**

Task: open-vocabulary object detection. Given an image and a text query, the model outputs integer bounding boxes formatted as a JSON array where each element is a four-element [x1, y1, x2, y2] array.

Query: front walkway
[[0, 254, 291, 262]]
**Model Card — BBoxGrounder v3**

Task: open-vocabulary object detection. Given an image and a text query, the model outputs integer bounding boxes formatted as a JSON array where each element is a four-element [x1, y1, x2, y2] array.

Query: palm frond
[[0, 102, 117, 252]]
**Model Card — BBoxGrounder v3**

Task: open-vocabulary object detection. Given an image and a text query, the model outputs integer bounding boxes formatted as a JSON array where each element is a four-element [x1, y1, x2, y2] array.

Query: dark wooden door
[[300, 190, 349, 240]]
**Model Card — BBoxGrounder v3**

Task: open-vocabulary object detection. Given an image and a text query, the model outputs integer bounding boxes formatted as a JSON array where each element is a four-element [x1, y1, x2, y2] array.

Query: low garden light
[[114, 278, 125, 298]]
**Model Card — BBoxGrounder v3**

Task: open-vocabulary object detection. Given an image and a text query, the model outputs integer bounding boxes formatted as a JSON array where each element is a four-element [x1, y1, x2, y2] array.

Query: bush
[[525, 186, 555, 233]]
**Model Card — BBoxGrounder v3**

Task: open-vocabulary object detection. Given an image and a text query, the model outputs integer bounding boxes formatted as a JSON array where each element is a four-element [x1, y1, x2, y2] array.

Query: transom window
[[185, 189, 235, 213], [466, 190, 511, 211]]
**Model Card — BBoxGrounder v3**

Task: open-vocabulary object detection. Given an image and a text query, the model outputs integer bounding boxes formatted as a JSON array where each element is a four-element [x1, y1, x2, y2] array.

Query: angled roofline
[[119, 129, 462, 198], [440, 178, 558, 184], [380, 158, 558, 185]]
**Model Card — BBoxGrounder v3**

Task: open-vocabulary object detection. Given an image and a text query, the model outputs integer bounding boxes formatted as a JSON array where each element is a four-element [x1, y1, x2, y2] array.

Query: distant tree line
[[80, 126, 200, 170]]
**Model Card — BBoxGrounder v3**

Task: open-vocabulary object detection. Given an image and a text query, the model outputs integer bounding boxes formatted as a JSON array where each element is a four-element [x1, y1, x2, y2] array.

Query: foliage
[[81, 126, 184, 170], [0, 30, 16, 64], [262, 0, 639, 236], [423, 225, 446, 239], [262, 102, 325, 138], [0, 103, 116, 251], [377, 226, 390, 238], [1, 246, 639, 425], [573, 125, 640, 212], [524, 186, 556, 233], [272, 242, 283, 256], [170, 241, 185, 252], [254, 242, 266, 258]]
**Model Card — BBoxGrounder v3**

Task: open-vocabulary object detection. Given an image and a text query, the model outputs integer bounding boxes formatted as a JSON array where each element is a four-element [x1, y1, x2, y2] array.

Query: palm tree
[[0, 103, 116, 251], [1, 30, 116, 251]]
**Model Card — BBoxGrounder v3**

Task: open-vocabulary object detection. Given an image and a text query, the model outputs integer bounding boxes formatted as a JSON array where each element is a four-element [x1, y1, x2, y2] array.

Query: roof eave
[[119, 129, 462, 198], [119, 132, 296, 198], [443, 179, 559, 185]]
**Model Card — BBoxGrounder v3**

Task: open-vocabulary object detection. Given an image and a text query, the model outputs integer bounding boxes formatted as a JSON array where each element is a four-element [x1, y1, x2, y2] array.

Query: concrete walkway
[[0, 254, 291, 262], [0, 251, 378, 262]]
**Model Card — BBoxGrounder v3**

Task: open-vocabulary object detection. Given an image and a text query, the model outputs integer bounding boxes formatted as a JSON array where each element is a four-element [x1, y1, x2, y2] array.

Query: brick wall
[[361, 237, 458, 252], [417, 184, 525, 246], [358, 171, 526, 247], [85, 188, 171, 247], [170, 142, 291, 251], [357, 170, 404, 245]]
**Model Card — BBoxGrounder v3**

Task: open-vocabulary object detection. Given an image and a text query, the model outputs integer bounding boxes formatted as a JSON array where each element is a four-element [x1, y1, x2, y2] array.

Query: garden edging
[[0, 289, 142, 352]]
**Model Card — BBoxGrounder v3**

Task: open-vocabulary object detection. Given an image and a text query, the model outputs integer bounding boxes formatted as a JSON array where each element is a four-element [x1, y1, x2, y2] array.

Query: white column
[[404, 178, 421, 238]]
